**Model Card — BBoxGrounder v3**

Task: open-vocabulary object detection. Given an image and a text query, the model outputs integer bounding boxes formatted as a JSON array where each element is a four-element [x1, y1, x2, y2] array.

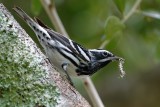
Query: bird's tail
[[13, 6, 40, 32], [13, 6, 52, 43]]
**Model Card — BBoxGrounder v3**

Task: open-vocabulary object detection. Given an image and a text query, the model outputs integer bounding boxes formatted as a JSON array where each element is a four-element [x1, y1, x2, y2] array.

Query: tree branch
[[0, 3, 90, 107]]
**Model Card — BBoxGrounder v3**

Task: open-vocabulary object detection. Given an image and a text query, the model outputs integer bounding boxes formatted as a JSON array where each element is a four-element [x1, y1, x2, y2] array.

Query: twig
[[122, 0, 142, 23], [82, 77, 104, 107], [40, 0, 104, 107], [40, 0, 68, 35], [99, 40, 109, 49]]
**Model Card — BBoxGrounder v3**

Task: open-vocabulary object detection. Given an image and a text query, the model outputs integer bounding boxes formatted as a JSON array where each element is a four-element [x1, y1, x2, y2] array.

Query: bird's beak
[[110, 56, 124, 62], [98, 56, 124, 62]]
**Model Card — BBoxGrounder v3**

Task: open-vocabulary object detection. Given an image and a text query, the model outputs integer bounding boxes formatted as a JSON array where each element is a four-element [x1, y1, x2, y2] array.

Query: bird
[[13, 6, 123, 85]]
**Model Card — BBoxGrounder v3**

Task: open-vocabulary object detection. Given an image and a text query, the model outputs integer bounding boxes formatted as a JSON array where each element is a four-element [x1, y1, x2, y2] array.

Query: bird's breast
[[45, 48, 79, 77]]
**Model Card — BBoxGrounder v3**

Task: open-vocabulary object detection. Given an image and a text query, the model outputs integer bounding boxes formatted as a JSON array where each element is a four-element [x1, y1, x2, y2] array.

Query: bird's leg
[[62, 63, 74, 87]]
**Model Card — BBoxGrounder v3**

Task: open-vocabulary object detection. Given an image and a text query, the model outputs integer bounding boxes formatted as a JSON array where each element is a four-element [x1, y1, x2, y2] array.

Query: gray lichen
[[0, 5, 59, 107]]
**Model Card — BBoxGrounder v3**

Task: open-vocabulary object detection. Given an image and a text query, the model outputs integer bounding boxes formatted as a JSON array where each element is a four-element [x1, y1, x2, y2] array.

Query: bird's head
[[88, 49, 120, 73]]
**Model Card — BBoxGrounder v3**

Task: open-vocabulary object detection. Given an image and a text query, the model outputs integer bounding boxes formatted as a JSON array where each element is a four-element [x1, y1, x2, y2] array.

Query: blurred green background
[[1, 0, 160, 106]]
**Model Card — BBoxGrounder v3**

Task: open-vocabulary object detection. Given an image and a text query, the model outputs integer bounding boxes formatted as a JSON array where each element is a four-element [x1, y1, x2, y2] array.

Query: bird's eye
[[102, 52, 108, 56]]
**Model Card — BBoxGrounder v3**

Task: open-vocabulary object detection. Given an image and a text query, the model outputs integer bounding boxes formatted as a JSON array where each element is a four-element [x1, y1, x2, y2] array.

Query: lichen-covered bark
[[0, 4, 59, 107], [0, 4, 90, 107]]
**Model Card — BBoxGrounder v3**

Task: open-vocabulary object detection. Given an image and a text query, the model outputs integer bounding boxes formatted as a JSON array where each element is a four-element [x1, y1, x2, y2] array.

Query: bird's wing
[[34, 17, 91, 63], [46, 29, 91, 63]]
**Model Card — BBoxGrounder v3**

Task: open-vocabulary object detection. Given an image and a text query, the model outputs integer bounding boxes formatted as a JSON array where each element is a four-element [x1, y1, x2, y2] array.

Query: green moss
[[0, 11, 59, 106]]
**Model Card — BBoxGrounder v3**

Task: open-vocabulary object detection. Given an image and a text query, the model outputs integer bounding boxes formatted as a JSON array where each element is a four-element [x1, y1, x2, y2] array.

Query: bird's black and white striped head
[[89, 49, 114, 61], [87, 49, 119, 74]]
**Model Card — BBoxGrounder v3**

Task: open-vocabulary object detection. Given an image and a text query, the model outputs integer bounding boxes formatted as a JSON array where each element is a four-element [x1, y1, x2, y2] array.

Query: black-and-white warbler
[[13, 7, 125, 85]]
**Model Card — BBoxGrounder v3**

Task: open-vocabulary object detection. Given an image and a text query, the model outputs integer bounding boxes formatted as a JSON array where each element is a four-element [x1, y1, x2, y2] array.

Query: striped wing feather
[[34, 17, 90, 63], [46, 29, 90, 63]]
